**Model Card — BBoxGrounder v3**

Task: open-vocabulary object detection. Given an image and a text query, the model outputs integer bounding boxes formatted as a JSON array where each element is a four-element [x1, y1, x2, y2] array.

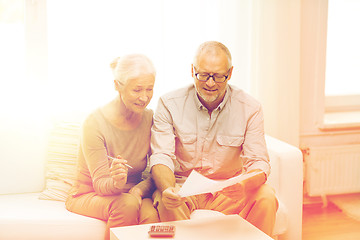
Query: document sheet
[[177, 170, 263, 197]]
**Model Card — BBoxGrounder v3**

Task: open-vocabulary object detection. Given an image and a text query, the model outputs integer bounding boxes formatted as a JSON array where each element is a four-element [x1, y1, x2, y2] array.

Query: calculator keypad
[[148, 225, 175, 238]]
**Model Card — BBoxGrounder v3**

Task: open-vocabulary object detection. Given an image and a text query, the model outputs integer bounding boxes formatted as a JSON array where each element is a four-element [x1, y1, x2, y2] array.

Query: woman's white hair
[[110, 54, 156, 87]]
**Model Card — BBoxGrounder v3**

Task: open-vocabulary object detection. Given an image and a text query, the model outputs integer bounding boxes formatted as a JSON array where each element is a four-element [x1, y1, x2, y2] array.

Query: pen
[[107, 155, 133, 169]]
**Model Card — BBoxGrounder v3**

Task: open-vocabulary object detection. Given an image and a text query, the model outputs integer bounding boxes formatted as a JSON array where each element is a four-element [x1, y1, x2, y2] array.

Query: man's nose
[[206, 76, 216, 87]]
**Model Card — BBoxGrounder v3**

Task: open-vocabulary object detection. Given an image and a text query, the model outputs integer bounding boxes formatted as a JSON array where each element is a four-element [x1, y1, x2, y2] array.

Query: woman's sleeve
[[81, 118, 123, 196]]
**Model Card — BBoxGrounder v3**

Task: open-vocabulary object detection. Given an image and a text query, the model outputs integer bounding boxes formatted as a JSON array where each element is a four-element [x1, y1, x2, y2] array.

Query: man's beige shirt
[[150, 84, 270, 184]]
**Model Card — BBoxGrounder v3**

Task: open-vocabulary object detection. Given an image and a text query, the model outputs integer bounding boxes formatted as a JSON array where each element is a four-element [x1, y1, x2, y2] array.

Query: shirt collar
[[192, 84, 231, 112]]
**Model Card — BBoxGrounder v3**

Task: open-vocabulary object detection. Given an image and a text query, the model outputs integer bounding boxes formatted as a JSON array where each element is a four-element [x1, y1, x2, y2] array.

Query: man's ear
[[227, 66, 234, 81]]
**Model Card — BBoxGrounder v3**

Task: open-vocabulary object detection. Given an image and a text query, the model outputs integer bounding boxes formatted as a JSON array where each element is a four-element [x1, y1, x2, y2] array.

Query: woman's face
[[119, 74, 155, 113]]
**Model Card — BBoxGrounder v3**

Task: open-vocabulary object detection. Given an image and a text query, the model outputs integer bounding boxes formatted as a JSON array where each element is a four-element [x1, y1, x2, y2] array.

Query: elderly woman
[[65, 54, 159, 240]]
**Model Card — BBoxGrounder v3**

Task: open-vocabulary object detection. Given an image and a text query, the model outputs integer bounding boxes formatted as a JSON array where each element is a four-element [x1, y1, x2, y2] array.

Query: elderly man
[[150, 41, 278, 236]]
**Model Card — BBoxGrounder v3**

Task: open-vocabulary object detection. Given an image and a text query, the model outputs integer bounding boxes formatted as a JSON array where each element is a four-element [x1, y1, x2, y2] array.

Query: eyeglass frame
[[193, 66, 232, 83]]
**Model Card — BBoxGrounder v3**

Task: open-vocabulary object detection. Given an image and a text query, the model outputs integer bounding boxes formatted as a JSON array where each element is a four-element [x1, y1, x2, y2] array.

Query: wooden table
[[110, 214, 273, 240]]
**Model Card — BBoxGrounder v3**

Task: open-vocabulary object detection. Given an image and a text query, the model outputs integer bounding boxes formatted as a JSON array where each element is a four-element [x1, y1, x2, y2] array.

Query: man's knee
[[252, 184, 278, 210], [139, 198, 159, 224]]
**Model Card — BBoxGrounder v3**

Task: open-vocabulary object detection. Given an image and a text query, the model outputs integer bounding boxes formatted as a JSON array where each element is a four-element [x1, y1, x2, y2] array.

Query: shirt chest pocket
[[216, 135, 244, 147], [175, 132, 197, 161], [214, 136, 244, 166]]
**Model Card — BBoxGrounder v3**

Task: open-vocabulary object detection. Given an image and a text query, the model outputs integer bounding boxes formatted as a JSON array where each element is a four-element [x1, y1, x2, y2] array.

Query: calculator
[[148, 225, 176, 238]]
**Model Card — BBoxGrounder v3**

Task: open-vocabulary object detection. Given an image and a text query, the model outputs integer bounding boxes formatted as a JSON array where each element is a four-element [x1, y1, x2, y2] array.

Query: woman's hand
[[109, 155, 129, 189]]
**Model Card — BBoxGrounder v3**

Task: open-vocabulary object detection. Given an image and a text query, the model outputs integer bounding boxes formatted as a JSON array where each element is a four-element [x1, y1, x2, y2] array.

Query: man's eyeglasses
[[193, 67, 231, 83]]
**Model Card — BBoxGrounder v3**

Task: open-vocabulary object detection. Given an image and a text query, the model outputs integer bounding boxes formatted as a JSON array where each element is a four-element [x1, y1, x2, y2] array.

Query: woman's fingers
[[112, 173, 127, 182], [109, 156, 129, 183]]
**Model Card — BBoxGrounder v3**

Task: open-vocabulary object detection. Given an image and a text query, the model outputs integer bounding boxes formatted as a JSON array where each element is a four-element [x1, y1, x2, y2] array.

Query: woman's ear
[[114, 80, 121, 91], [191, 64, 194, 78]]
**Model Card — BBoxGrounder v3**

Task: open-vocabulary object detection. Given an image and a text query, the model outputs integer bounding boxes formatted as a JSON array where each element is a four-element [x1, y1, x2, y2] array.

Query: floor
[[302, 196, 360, 240]]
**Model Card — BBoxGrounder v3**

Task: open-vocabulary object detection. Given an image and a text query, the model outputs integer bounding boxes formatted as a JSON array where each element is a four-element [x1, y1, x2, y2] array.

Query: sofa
[[0, 114, 303, 240]]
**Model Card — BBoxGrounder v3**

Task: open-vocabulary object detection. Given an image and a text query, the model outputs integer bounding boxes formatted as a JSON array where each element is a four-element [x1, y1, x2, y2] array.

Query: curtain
[[46, 0, 252, 113]]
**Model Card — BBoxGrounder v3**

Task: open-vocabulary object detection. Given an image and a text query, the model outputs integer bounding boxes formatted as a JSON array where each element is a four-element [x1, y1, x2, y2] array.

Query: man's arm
[[152, 164, 185, 209], [151, 164, 176, 192], [243, 169, 267, 190], [242, 104, 271, 177], [150, 97, 185, 209]]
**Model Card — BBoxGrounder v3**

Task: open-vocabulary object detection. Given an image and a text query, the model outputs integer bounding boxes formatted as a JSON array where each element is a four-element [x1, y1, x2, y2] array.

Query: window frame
[[312, 0, 360, 131]]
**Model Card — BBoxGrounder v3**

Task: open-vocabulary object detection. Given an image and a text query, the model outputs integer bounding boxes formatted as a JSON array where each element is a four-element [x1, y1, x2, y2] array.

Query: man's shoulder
[[161, 84, 194, 102], [228, 85, 261, 109]]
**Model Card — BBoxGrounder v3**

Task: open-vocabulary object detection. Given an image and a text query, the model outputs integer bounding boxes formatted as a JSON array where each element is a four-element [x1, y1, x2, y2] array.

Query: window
[[325, 0, 360, 97], [0, 0, 27, 122], [0, 0, 25, 93], [323, 0, 360, 129]]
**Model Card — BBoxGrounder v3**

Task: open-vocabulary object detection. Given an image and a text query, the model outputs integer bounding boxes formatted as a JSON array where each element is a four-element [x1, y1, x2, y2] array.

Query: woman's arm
[[81, 118, 124, 196]]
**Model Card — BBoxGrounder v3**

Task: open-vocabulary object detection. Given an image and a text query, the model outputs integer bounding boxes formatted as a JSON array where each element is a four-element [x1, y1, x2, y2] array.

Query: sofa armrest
[[265, 135, 303, 240]]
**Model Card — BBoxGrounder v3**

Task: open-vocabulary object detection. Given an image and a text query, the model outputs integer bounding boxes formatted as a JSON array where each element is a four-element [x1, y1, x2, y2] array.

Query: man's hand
[[220, 182, 245, 200], [220, 170, 266, 200], [162, 186, 185, 209]]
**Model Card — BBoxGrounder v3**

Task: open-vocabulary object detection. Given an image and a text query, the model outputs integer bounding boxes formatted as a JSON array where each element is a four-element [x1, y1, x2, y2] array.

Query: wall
[[250, 0, 301, 147]]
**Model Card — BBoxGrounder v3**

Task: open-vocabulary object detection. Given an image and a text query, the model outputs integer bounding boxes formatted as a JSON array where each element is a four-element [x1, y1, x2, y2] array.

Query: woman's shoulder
[[144, 108, 154, 121], [137, 108, 153, 130], [82, 108, 105, 128]]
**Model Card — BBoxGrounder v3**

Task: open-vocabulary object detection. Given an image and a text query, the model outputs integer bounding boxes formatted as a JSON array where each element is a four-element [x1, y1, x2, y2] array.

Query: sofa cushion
[[0, 114, 48, 194], [39, 121, 81, 201], [265, 136, 281, 194], [0, 193, 106, 240]]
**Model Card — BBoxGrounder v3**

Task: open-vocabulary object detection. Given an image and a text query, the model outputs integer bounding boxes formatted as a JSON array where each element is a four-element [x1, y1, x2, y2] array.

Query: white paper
[[177, 170, 263, 197]]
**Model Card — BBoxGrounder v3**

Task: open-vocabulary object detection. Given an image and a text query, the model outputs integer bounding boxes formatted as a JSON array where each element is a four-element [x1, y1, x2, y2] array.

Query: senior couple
[[65, 41, 278, 240]]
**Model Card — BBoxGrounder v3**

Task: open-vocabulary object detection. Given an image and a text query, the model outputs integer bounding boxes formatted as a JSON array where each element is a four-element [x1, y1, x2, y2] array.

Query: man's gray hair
[[193, 41, 232, 68]]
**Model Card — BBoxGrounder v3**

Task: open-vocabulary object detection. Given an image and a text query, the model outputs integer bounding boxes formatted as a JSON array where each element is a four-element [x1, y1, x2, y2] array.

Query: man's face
[[192, 50, 232, 110]]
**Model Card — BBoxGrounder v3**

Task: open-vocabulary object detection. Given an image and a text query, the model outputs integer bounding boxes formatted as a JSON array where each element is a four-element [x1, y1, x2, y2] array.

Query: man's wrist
[[244, 169, 266, 191]]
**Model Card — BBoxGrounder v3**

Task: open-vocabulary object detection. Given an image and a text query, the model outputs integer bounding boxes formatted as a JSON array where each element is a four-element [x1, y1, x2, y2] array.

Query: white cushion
[[39, 121, 81, 201], [0, 193, 106, 240]]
